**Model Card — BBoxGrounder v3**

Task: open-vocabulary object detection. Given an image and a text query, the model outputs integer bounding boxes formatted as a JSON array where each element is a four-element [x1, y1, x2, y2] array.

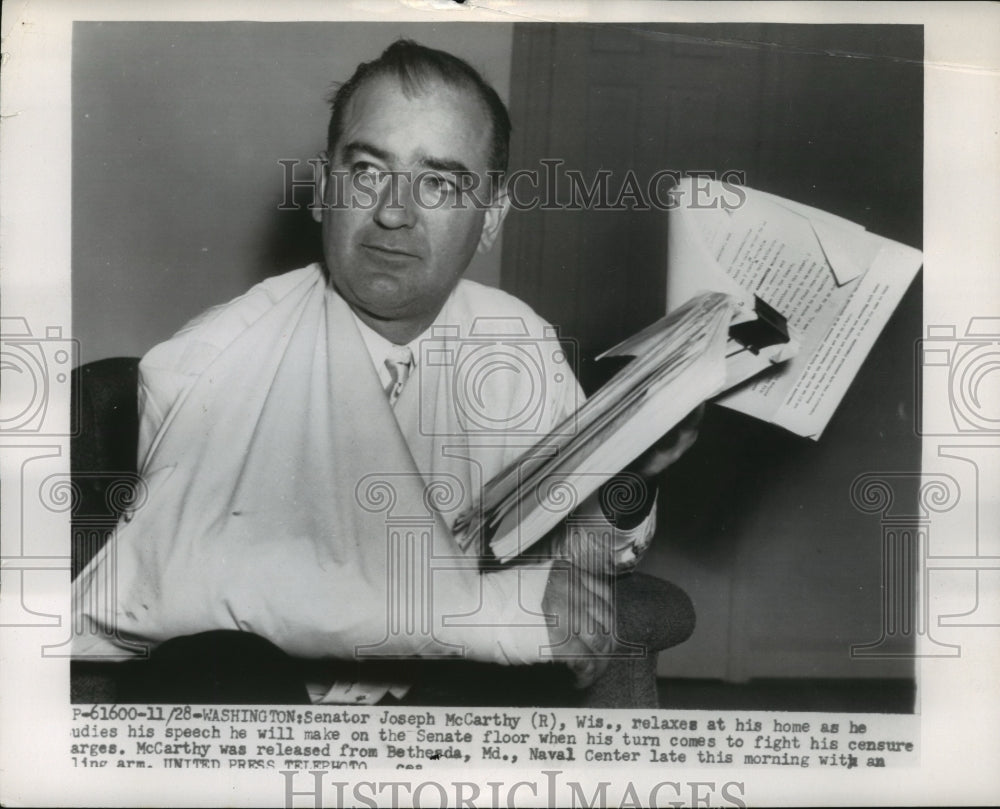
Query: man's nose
[[373, 172, 417, 229]]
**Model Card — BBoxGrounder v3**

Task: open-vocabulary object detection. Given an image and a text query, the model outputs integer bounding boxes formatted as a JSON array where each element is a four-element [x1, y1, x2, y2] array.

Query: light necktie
[[384, 345, 413, 407]]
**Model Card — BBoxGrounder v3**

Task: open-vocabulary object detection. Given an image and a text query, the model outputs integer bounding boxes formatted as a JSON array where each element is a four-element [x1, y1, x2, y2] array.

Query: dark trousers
[[115, 630, 578, 706], [117, 631, 311, 704]]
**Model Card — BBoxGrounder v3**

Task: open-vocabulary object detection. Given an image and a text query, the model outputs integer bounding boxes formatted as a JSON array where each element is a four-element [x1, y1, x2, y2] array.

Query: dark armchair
[[70, 357, 694, 707]]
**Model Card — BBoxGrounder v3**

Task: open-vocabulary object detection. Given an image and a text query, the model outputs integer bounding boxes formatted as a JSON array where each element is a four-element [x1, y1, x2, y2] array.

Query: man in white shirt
[[73, 39, 697, 704]]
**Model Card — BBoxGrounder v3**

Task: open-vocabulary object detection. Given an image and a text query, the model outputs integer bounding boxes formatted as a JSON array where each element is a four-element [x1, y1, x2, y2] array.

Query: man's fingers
[[635, 423, 699, 477], [671, 424, 699, 457], [622, 403, 704, 478]]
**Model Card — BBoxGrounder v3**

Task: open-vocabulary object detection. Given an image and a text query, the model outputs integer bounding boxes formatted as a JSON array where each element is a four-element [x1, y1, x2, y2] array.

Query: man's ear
[[477, 185, 511, 253], [311, 152, 329, 224]]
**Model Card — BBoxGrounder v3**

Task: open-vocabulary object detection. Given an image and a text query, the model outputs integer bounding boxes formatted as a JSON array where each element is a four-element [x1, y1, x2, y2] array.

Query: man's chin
[[357, 286, 412, 317], [332, 274, 407, 315], [350, 290, 419, 325]]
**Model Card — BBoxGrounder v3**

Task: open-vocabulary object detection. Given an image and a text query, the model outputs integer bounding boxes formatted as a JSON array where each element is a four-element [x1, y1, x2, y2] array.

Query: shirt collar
[[350, 309, 429, 385], [346, 283, 463, 383]]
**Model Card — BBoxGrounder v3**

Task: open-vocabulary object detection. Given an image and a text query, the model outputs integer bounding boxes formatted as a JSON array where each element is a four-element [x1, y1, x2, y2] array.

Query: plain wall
[[72, 22, 513, 365]]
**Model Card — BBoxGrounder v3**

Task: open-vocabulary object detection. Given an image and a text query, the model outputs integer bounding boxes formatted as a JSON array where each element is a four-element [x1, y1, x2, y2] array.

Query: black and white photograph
[[1, 2, 997, 807]]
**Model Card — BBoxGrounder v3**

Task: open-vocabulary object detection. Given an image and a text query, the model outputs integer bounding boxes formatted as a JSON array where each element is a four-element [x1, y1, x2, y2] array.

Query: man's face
[[315, 75, 507, 337]]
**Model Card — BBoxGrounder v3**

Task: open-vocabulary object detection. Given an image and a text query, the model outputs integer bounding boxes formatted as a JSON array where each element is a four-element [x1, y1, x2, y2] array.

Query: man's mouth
[[361, 243, 421, 261]]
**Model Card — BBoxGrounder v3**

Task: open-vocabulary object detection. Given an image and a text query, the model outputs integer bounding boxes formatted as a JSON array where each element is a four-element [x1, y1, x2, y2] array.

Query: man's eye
[[421, 173, 456, 194], [351, 161, 381, 178]]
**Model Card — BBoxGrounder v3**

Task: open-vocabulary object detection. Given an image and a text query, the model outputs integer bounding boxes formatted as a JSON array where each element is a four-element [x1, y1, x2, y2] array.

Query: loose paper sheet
[[667, 180, 923, 437]]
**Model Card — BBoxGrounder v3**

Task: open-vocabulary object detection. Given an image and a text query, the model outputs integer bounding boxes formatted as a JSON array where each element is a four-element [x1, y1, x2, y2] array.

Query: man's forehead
[[337, 74, 492, 168]]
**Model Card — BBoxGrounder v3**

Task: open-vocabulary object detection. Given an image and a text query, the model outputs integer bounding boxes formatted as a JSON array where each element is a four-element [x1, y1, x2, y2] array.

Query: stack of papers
[[454, 292, 735, 561]]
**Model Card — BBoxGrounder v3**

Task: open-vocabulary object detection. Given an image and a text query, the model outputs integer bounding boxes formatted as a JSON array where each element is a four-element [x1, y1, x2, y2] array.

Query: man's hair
[[326, 39, 511, 176]]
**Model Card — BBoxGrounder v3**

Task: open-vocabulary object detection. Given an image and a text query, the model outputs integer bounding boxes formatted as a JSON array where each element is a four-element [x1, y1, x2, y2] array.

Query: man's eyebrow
[[420, 156, 473, 175], [340, 141, 474, 175], [340, 141, 393, 164]]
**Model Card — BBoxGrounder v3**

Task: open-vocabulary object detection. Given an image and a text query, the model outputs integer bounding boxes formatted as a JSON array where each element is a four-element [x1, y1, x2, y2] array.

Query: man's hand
[[597, 403, 705, 534], [627, 403, 704, 479], [542, 553, 617, 689]]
